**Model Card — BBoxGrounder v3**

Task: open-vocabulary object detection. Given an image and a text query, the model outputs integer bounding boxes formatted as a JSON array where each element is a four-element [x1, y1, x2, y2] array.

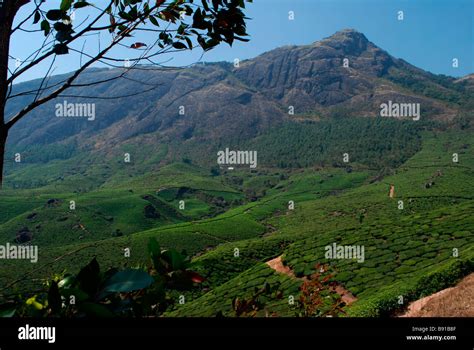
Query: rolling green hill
[[1, 29, 473, 318], [1, 128, 472, 318]]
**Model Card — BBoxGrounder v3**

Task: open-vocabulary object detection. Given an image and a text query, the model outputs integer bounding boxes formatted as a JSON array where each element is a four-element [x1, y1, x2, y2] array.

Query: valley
[[0, 29, 472, 318], [0, 128, 472, 317]]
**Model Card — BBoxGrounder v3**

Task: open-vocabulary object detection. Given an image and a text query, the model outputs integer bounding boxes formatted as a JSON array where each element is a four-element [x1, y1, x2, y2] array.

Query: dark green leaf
[[103, 269, 154, 293], [185, 37, 193, 50], [172, 42, 187, 50], [55, 23, 73, 42], [0, 305, 16, 318], [40, 20, 51, 36], [58, 275, 75, 289], [203, 38, 220, 51], [148, 238, 161, 258], [149, 15, 159, 26], [162, 249, 188, 270], [48, 281, 62, 314], [118, 11, 133, 20], [33, 11, 41, 24], [177, 23, 187, 35], [75, 257, 101, 296], [54, 21, 72, 32], [234, 36, 250, 42], [60, 0, 73, 11], [74, 1, 90, 9], [192, 9, 208, 30], [53, 43, 69, 55], [46, 9, 65, 21]]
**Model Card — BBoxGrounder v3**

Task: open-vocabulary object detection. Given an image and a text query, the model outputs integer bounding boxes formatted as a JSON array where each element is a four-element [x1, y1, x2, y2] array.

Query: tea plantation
[[0, 130, 473, 317]]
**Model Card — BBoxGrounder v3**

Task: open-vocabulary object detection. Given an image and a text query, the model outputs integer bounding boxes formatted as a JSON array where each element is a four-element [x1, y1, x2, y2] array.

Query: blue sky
[[9, 0, 473, 83]]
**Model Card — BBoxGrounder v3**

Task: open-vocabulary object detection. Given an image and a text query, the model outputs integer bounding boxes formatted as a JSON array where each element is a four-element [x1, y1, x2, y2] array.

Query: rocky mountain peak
[[324, 28, 369, 42], [7, 30, 460, 150], [318, 28, 370, 56]]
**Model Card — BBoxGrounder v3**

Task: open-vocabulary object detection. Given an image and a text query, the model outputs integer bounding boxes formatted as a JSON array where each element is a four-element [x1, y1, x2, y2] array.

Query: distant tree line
[[246, 117, 433, 170]]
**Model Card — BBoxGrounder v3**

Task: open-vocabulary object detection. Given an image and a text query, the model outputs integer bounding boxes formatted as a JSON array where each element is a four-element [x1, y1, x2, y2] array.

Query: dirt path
[[265, 256, 357, 305], [332, 285, 358, 305], [399, 273, 474, 317], [266, 256, 295, 277]]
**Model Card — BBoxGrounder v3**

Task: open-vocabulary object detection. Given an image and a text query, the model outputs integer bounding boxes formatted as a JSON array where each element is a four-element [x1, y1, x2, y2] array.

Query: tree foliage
[[247, 118, 432, 170], [0, 238, 205, 317], [0, 0, 252, 186]]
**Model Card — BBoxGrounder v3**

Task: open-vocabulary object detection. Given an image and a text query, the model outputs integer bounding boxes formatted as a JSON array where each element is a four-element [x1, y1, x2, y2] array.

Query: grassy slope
[[1, 130, 472, 318], [169, 130, 474, 316], [0, 168, 367, 296], [0, 162, 244, 246]]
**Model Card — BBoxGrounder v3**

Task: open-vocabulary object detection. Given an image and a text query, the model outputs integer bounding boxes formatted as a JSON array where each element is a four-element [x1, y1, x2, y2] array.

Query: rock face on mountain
[[7, 63, 287, 149], [234, 29, 394, 105], [233, 29, 458, 117], [5, 29, 465, 152]]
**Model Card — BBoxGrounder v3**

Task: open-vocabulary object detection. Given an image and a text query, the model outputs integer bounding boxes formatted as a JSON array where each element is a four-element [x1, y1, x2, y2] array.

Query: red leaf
[[109, 15, 116, 33], [188, 271, 205, 283], [130, 42, 147, 49]]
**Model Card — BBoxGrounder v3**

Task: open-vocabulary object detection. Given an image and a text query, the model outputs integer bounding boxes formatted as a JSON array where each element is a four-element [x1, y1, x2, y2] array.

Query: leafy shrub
[[347, 257, 474, 317], [0, 239, 205, 318]]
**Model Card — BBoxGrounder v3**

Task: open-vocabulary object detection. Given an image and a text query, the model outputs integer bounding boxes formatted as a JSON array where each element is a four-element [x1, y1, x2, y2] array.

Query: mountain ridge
[[4, 29, 471, 165]]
